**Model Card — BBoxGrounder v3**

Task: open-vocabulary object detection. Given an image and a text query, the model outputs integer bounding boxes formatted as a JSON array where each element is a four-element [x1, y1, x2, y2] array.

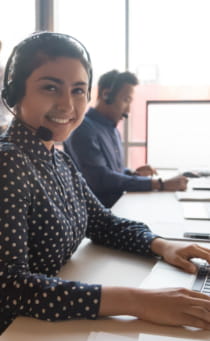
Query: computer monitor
[[146, 100, 210, 169]]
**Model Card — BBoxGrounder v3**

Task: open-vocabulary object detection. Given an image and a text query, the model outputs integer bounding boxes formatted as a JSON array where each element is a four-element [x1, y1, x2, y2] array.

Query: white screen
[[147, 101, 210, 169]]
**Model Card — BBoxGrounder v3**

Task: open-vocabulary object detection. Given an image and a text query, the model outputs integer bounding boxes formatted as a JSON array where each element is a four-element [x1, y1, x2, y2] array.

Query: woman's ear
[[15, 103, 21, 117]]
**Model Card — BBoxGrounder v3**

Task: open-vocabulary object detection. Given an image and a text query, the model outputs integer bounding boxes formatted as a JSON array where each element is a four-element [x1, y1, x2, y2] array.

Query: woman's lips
[[46, 116, 75, 124]]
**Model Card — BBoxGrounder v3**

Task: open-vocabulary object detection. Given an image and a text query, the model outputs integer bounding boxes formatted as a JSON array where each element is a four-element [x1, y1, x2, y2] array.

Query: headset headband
[[1, 32, 93, 108], [104, 71, 121, 104]]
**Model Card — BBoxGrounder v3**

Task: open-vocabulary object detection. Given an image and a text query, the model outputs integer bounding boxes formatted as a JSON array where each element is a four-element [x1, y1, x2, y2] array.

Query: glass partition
[[54, 0, 126, 85]]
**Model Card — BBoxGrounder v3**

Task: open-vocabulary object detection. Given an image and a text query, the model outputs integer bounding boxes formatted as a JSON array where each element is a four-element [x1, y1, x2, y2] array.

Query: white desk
[[2, 238, 156, 341], [2, 191, 210, 340], [112, 190, 210, 240]]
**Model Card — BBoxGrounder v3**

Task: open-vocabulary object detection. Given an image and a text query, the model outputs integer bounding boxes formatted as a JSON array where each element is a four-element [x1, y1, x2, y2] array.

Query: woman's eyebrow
[[73, 81, 88, 87], [36, 76, 88, 87], [36, 76, 64, 84]]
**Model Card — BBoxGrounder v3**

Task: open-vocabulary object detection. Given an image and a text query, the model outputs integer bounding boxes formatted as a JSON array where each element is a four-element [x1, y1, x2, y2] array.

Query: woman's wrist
[[99, 286, 137, 317], [150, 237, 170, 258]]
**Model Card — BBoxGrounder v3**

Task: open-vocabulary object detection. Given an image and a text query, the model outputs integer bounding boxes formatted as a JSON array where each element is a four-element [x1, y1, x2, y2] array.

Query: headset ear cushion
[[1, 88, 7, 101], [105, 95, 112, 105], [2, 83, 17, 107], [103, 92, 112, 104]]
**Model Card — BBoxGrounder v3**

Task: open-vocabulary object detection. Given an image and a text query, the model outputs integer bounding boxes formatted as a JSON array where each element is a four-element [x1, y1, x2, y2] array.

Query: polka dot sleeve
[[0, 148, 101, 333], [82, 177, 159, 256]]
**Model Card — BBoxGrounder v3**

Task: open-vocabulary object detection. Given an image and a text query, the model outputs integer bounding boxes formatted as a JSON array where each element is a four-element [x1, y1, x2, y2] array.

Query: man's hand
[[163, 175, 188, 191], [134, 164, 157, 176], [152, 175, 188, 191]]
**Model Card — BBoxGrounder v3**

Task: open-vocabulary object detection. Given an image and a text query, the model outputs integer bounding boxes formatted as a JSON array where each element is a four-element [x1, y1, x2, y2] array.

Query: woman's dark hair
[[2, 31, 92, 107]]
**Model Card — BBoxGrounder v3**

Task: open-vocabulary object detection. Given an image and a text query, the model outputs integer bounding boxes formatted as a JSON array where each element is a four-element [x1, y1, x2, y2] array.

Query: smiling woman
[[1, 31, 210, 334], [18, 57, 89, 149], [1, 32, 92, 147]]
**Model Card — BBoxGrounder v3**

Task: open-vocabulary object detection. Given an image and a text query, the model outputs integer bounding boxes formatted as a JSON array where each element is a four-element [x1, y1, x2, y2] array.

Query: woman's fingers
[[182, 313, 210, 330], [170, 255, 197, 273], [136, 287, 210, 328]]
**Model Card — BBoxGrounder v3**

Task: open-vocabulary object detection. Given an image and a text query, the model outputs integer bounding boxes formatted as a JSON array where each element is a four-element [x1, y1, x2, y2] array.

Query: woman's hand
[[151, 238, 210, 273], [99, 239, 210, 329], [100, 286, 210, 329], [133, 287, 210, 329]]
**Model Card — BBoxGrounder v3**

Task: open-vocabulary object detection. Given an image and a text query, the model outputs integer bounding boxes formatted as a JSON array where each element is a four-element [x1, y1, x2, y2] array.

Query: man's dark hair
[[98, 69, 138, 100]]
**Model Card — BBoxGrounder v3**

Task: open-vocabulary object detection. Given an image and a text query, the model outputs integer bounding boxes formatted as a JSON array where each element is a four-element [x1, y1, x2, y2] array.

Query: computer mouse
[[182, 171, 200, 178]]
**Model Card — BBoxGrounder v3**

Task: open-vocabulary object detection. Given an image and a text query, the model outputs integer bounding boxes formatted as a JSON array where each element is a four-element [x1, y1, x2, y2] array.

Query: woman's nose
[[58, 91, 74, 112], [126, 103, 131, 113]]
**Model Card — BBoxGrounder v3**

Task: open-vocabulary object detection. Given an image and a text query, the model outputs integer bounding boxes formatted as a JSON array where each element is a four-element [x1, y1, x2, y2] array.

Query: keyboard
[[199, 171, 210, 177], [192, 263, 210, 294], [191, 177, 210, 190]]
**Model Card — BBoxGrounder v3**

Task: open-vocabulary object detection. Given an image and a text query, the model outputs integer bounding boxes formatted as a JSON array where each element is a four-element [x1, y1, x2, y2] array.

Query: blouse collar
[[4, 118, 55, 162]]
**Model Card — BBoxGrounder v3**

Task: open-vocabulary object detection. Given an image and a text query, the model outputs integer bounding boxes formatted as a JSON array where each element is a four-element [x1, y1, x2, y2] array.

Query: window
[[128, 0, 210, 169], [0, 0, 35, 128], [129, 0, 210, 86], [0, 0, 35, 64], [54, 0, 126, 83]]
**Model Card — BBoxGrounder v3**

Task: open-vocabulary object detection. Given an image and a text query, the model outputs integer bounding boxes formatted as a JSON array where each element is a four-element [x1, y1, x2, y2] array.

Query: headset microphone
[[1, 95, 53, 141], [35, 126, 53, 141], [1, 94, 53, 142]]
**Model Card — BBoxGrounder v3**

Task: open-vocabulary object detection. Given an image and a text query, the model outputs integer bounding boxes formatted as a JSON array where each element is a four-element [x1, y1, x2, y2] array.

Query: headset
[[104, 71, 121, 105], [2, 32, 92, 107], [1, 32, 93, 140]]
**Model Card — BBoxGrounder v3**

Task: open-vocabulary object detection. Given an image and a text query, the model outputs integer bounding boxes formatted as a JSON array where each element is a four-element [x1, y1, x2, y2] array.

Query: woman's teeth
[[49, 117, 70, 124]]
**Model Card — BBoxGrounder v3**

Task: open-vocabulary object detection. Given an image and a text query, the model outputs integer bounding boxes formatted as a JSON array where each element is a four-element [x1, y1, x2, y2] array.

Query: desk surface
[[2, 190, 210, 340], [112, 190, 210, 240]]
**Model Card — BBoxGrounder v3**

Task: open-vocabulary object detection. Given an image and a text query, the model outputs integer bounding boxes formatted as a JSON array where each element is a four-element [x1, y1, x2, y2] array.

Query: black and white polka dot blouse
[[0, 119, 158, 333]]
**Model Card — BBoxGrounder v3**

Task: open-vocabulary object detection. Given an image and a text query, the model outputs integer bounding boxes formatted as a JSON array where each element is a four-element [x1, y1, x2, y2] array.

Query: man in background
[[64, 70, 187, 207]]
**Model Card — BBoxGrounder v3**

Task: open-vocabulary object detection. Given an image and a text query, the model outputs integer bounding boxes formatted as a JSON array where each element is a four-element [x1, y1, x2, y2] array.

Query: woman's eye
[[43, 84, 57, 92], [72, 87, 86, 95]]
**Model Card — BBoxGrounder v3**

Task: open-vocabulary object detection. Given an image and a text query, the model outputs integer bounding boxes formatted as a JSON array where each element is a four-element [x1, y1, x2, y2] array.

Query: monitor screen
[[146, 100, 210, 169]]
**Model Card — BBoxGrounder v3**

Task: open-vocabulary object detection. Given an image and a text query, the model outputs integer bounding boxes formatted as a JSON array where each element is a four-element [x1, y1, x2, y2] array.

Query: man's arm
[[64, 124, 152, 195]]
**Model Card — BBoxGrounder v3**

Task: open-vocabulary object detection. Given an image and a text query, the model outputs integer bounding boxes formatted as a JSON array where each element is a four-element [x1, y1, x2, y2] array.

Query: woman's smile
[[45, 115, 76, 125], [19, 57, 89, 149]]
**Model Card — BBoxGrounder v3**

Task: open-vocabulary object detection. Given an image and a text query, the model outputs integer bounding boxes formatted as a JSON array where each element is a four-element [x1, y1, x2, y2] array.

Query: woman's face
[[18, 57, 89, 150]]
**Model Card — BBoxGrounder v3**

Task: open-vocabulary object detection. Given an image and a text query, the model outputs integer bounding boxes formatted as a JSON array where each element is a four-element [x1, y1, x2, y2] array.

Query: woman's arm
[[99, 285, 210, 329], [0, 149, 102, 333], [83, 178, 159, 256]]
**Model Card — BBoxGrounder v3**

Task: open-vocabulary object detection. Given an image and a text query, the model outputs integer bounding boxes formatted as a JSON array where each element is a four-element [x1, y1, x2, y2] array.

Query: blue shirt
[[64, 108, 152, 207], [0, 118, 157, 333]]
